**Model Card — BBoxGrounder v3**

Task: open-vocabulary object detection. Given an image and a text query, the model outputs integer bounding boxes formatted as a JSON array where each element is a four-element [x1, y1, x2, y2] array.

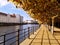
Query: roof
[[0, 12, 7, 16], [10, 14, 16, 18]]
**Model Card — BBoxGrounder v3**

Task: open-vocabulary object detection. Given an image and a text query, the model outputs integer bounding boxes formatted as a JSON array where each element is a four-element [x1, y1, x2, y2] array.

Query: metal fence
[[0, 26, 39, 45]]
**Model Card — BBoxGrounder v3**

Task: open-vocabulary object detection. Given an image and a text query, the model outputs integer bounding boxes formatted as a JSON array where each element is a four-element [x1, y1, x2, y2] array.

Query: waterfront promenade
[[20, 24, 60, 45]]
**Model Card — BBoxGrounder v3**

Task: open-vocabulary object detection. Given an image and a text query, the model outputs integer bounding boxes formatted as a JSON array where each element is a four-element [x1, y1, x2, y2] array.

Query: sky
[[0, 0, 33, 21]]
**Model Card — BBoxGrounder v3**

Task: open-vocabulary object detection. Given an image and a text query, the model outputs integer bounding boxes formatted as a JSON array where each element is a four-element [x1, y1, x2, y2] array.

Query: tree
[[8, 0, 60, 24]]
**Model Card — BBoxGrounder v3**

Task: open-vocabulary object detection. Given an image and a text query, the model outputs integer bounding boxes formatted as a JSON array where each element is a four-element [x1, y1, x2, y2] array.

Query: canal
[[0, 24, 39, 45]]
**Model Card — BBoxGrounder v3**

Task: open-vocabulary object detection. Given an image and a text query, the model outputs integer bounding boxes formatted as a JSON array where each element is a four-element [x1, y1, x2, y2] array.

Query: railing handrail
[[0, 28, 28, 37]]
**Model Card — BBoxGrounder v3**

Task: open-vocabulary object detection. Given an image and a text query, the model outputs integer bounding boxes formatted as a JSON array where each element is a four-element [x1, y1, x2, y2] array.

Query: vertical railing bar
[[28, 27, 30, 39], [24, 29, 25, 40], [4, 35, 5, 45], [33, 26, 34, 34], [18, 29, 19, 45]]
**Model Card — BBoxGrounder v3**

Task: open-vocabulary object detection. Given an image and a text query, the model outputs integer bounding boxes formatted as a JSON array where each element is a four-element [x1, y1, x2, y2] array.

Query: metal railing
[[0, 26, 39, 45]]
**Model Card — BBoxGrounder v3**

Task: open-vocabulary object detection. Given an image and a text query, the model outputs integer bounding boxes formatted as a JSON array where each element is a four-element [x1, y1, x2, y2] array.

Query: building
[[0, 12, 8, 23], [0, 12, 23, 24]]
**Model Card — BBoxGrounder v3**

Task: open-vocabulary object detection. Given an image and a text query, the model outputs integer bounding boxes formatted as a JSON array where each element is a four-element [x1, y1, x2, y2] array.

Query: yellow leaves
[[8, 0, 14, 2], [8, 0, 60, 24], [50, 0, 57, 2], [13, 1, 18, 6], [8, 0, 18, 6]]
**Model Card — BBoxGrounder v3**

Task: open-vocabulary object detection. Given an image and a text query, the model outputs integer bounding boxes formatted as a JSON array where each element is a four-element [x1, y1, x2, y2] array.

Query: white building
[[0, 12, 23, 23], [0, 12, 8, 23]]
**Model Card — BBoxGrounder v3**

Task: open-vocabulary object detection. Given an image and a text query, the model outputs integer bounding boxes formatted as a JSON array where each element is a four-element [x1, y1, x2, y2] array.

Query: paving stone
[[51, 44, 59, 45], [31, 42, 41, 45], [43, 40, 49, 43], [42, 43, 50, 45], [55, 36, 60, 39], [33, 39, 41, 42], [36, 36, 42, 39], [50, 40, 58, 44]]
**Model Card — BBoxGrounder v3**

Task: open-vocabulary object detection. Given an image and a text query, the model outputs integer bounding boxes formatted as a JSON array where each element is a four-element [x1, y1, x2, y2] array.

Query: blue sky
[[0, 0, 33, 21]]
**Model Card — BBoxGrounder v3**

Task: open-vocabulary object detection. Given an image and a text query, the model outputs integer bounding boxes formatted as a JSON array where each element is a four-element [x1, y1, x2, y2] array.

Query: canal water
[[0, 24, 39, 45]]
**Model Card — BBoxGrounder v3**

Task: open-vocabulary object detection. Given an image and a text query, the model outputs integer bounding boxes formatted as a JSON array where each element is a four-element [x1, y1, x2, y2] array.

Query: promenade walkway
[[20, 24, 60, 45]]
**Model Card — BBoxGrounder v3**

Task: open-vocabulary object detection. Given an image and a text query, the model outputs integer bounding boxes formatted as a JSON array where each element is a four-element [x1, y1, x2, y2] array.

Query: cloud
[[0, 0, 9, 7]]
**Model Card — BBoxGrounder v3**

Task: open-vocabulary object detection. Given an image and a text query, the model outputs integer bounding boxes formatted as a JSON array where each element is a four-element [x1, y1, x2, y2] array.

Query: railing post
[[28, 27, 30, 39], [24, 29, 25, 39], [4, 35, 6, 45], [33, 26, 34, 34], [35, 26, 36, 32], [18, 29, 19, 45]]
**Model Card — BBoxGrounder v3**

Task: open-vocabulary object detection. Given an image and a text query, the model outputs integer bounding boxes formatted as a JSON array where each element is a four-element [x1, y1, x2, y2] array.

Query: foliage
[[8, 0, 60, 24]]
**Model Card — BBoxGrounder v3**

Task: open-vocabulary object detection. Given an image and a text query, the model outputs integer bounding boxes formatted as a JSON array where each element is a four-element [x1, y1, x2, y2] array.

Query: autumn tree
[[8, 0, 60, 24]]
